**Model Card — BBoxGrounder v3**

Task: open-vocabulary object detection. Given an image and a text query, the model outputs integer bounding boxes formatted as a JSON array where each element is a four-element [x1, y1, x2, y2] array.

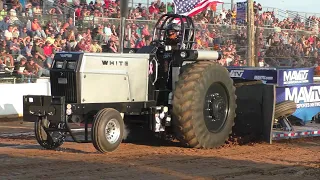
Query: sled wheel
[[173, 61, 237, 148], [35, 117, 65, 150], [274, 100, 297, 118], [92, 108, 124, 153]]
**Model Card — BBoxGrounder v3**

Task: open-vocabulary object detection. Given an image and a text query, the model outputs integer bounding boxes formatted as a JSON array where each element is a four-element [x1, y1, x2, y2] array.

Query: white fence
[[0, 81, 51, 118]]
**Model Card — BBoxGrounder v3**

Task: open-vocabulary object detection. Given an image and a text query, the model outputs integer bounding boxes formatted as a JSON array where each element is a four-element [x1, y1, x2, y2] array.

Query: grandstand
[[0, 0, 319, 84]]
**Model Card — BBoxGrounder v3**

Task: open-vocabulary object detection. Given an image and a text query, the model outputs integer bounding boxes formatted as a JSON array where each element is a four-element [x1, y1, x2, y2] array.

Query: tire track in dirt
[[0, 136, 319, 179]]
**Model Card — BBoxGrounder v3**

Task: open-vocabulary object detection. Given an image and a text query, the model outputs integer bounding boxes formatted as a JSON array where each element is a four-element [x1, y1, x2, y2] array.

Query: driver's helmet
[[165, 23, 181, 40]]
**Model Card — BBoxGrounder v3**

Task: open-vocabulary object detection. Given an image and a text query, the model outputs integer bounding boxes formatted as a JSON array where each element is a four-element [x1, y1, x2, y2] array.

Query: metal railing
[[259, 26, 318, 68]]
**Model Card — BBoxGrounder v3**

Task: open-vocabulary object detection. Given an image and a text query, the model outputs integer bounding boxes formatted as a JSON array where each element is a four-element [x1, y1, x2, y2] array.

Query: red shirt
[[142, 28, 150, 36], [135, 41, 145, 48], [308, 37, 314, 44], [75, 8, 81, 17], [104, 0, 110, 9], [43, 45, 53, 56], [149, 5, 159, 14]]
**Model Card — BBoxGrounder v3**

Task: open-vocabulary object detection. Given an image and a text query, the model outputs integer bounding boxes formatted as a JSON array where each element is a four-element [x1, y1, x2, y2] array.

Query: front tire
[[34, 118, 65, 150], [92, 108, 124, 153], [172, 61, 237, 148]]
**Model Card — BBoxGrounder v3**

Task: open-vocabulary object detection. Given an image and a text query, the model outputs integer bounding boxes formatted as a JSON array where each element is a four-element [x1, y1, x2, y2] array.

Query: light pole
[[247, 0, 256, 67], [120, 0, 129, 53]]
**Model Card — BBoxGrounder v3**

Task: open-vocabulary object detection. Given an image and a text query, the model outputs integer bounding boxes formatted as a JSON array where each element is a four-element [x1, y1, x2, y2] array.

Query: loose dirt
[[0, 122, 319, 180]]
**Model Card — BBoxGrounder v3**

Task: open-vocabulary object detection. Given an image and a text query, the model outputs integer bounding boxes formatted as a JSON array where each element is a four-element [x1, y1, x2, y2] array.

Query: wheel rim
[[105, 119, 121, 144], [36, 119, 65, 148], [203, 82, 230, 133]]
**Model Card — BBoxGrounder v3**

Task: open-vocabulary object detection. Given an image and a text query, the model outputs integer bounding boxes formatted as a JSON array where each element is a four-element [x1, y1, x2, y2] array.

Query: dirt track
[[0, 121, 319, 180]]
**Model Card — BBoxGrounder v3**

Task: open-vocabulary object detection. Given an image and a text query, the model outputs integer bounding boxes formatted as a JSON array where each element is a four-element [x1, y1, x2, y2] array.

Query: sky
[[229, 0, 320, 14]]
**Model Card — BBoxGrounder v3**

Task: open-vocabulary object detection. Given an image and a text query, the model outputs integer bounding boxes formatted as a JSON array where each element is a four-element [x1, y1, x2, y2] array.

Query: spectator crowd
[[0, 0, 320, 83]]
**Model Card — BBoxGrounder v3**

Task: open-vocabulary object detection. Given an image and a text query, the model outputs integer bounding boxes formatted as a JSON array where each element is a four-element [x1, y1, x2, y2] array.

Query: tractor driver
[[164, 23, 181, 49]]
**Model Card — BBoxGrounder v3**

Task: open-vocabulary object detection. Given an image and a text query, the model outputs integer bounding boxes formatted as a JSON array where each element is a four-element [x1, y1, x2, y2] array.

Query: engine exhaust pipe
[[120, 0, 129, 54]]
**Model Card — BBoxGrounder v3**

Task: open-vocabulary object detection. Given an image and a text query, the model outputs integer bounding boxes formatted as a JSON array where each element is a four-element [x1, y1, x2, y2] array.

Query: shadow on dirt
[[0, 120, 318, 155], [0, 151, 319, 180], [0, 126, 267, 155], [0, 142, 94, 154], [121, 124, 184, 148], [121, 124, 265, 149]]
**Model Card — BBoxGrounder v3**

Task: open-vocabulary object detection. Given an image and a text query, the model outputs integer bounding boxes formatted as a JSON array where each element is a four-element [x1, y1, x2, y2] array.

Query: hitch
[[274, 116, 294, 131], [149, 106, 171, 133]]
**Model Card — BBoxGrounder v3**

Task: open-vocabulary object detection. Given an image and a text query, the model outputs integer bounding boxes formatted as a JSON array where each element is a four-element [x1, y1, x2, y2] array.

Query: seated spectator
[[51, 40, 63, 53], [33, 5, 42, 17], [23, 57, 39, 82], [67, 30, 77, 49], [148, 2, 159, 15], [0, 59, 5, 71], [9, 37, 21, 57], [31, 18, 46, 38], [74, 38, 86, 51], [4, 25, 13, 41], [0, 16, 9, 32], [9, 6, 20, 24], [46, 33, 56, 45], [14, 57, 30, 82], [90, 40, 102, 53], [15, 58, 37, 82], [62, 18, 76, 32], [22, 41, 33, 57], [0, 6, 8, 21], [20, 27, 30, 39], [0, 40, 14, 67], [11, 27, 20, 38], [135, 37, 146, 48], [44, 21, 56, 37], [104, 39, 117, 53], [33, 39, 44, 54], [32, 52, 50, 77]]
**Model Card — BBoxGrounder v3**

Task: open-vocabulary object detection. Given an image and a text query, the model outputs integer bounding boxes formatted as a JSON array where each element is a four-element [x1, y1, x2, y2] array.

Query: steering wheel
[[150, 40, 165, 47]]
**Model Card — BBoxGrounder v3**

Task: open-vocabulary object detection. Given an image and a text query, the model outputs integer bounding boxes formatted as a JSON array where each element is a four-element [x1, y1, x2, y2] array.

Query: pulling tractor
[[22, 13, 319, 153]]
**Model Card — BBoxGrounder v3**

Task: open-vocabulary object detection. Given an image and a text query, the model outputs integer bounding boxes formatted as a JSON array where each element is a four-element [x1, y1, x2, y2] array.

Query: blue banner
[[276, 85, 320, 122], [277, 68, 314, 87], [236, 1, 247, 24], [226, 67, 315, 86], [227, 67, 278, 84]]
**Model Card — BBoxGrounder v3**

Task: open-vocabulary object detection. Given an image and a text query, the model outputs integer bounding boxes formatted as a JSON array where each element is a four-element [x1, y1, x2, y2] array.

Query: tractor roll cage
[[152, 14, 196, 50]]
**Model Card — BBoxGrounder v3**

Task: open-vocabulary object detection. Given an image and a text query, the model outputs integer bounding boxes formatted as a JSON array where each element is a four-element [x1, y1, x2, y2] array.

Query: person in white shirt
[[220, 8, 226, 20], [4, 25, 13, 41], [104, 23, 112, 41]]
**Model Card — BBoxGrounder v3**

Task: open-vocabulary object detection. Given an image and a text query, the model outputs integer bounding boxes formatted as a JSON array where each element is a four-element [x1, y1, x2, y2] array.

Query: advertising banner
[[276, 85, 320, 121], [227, 67, 315, 86], [227, 67, 278, 84], [277, 68, 314, 87], [236, 1, 247, 24]]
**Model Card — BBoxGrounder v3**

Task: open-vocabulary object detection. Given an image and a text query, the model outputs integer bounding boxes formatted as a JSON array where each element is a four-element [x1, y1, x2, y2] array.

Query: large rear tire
[[172, 61, 237, 148], [92, 108, 124, 153]]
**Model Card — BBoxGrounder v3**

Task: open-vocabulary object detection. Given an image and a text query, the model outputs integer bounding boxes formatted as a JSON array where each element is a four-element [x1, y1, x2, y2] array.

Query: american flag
[[173, 0, 223, 17]]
